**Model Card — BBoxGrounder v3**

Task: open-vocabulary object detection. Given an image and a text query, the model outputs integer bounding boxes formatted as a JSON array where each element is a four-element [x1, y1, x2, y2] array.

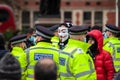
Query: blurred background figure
[[25, 28, 36, 48], [91, 25, 103, 32], [0, 52, 21, 80], [34, 58, 57, 80], [0, 33, 6, 50], [0, 32, 8, 59], [0, 4, 16, 33]]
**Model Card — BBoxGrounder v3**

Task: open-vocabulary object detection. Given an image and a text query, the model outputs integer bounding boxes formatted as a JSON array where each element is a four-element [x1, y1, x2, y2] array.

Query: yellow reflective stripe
[[75, 69, 95, 78], [28, 74, 34, 78]]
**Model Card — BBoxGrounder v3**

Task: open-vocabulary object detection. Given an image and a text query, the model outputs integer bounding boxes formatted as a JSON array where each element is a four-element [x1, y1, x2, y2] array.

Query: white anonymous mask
[[58, 26, 69, 42]]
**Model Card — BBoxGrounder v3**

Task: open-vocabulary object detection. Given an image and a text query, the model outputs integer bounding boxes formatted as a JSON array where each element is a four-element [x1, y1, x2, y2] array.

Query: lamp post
[[116, 0, 118, 26]]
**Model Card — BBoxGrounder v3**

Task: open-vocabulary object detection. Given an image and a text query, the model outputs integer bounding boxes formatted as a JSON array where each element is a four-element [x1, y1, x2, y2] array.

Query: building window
[[83, 12, 91, 25], [22, 11, 30, 28], [83, 11, 103, 26], [64, 11, 72, 22], [22, 11, 30, 24], [34, 11, 40, 21], [95, 11, 103, 26]]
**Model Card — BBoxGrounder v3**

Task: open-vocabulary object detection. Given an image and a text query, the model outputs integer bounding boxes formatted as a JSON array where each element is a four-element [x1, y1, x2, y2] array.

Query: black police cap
[[49, 24, 59, 32], [69, 25, 89, 35], [60, 22, 73, 28], [36, 25, 54, 39], [10, 34, 27, 45], [105, 24, 120, 33]]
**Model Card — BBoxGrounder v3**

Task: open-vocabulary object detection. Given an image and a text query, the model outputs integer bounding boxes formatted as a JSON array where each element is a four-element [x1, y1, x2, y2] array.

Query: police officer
[[70, 25, 89, 42], [49, 24, 60, 47], [26, 25, 59, 80], [58, 25, 96, 80], [103, 24, 120, 73], [9, 34, 27, 80]]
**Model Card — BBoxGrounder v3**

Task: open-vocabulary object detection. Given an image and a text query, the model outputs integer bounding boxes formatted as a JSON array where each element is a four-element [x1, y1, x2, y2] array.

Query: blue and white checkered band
[[69, 31, 87, 35], [36, 30, 51, 39], [117, 47, 120, 53], [59, 57, 66, 66], [34, 53, 53, 60], [11, 39, 26, 45], [105, 27, 120, 33]]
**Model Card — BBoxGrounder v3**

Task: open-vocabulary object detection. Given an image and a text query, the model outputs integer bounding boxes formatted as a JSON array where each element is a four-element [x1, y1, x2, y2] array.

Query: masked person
[[86, 30, 115, 80], [58, 25, 96, 80], [103, 24, 120, 75], [9, 34, 27, 80], [25, 28, 36, 48]]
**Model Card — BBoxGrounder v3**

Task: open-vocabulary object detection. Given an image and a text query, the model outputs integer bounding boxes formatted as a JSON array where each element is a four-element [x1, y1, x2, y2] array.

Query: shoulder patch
[[77, 48, 84, 54]]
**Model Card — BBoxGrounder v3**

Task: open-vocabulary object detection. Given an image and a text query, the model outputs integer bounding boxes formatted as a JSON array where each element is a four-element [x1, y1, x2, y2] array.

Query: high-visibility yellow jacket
[[51, 36, 59, 47], [59, 39, 96, 80], [103, 37, 120, 72], [11, 46, 27, 80], [26, 42, 59, 80]]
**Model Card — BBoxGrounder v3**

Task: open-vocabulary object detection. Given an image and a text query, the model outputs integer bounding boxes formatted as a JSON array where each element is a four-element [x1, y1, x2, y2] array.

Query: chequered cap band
[[105, 27, 120, 33], [70, 31, 87, 35], [11, 39, 26, 45], [36, 30, 51, 39]]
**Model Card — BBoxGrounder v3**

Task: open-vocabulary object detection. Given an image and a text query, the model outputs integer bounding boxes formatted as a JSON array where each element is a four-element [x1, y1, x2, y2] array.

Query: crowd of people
[[0, 22, 120, 80]]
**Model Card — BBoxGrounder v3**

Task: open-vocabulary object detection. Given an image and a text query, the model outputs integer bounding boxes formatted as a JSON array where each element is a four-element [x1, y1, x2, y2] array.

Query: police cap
[[105, 24, 120, 33], [36, 25, 54, 39], [10, 34, 27, 45], [49, 24, 59, 32], [60, 22, 73, 28], [69, 25, 89, 35]]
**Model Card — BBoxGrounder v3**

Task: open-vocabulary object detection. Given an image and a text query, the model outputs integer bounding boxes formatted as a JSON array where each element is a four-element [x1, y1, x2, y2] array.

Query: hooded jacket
[[87, 30, 115, 80]]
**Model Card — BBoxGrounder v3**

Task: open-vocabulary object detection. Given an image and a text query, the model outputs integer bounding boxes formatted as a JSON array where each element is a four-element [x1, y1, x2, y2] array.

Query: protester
[[86, 30, 115, 80], [58, 25, 96, 80], [25, 28, 36, 48]]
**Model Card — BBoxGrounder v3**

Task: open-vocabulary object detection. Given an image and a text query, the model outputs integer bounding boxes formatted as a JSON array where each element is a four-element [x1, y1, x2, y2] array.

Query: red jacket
[[88, 30, 115, 80]]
